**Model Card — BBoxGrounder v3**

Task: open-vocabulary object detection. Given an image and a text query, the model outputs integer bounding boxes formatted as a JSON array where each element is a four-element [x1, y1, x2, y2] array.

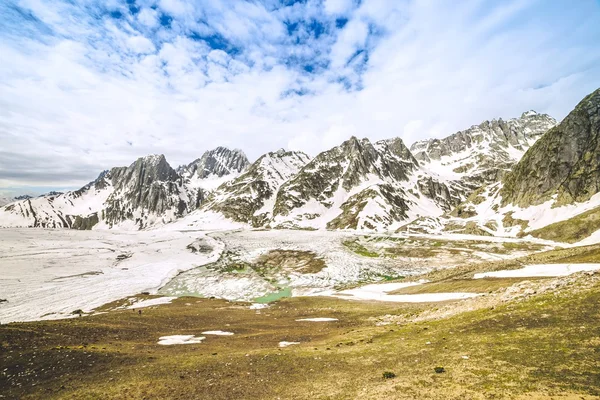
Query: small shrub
[[382, 371, 396, 379], [434, 366, 445, 373]]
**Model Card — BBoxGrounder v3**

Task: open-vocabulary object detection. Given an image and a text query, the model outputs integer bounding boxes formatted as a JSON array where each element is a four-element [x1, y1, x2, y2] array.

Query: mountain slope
[[269, 137, 461, 230], [178, 147, 250, 209], [179, 147, 249, 180], [412, 111, 556, 191], [203, 149, 311, 227], [0, 171, 115, 228], [0, 155, 188, 229], [501, 88, 600, 207], [412, 88, 600, 241]]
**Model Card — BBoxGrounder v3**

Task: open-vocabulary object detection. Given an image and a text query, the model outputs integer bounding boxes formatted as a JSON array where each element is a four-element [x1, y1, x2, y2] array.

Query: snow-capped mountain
[[188, 137, 461, 231], [411, 111, 556, 191], [0, 149, 246, 229], [0, 195, 32, 207], [271, 137, 446, 229], [203, 149, 311, 226], [4, 89, 600, 237], [178, 146, 249, 180], [178, 147, 250, 209], [268, 136, 459, 230], [407, 88, 600, 241]]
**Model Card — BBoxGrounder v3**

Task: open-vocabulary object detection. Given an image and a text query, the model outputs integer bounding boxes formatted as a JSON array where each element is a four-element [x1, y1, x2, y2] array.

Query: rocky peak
[[103, 154, 187, 228], [110, 154, 180, 192], [501, 87, 600, 207], [411, 112, 556, 163], [181, 147, 249, 179]]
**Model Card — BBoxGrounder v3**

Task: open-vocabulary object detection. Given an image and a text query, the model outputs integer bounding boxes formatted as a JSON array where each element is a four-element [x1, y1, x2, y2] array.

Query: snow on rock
[[158, 335, 205, 345], [474, 264, 600, 279]]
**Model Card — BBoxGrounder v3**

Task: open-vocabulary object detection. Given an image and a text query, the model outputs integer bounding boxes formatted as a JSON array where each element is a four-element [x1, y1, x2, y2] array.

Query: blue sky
[[1, 0, 600, 194]]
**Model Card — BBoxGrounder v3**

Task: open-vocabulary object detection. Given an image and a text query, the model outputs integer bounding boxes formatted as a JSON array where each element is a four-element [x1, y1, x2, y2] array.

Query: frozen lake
[[0, 228, 221, 323]]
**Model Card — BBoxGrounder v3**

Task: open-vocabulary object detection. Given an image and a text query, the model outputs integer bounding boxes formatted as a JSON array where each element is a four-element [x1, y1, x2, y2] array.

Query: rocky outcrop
[[501, 88, 600, 207]]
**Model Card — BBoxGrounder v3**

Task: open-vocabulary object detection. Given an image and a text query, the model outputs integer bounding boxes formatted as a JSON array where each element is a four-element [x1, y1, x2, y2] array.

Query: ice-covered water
[[0, 228, 221, 323]]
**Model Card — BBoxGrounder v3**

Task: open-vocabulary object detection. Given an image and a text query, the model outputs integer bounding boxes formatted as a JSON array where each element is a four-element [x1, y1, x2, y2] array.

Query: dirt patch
[[254, 249, 327, 275]]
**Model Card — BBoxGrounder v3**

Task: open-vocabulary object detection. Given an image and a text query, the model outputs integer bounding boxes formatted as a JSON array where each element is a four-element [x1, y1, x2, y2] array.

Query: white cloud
[[329, 18, 369, 68], [127, 36, 155, 54], [137, 8, 159, 28], [324, 0, 354, 15], [0, 0, 599, 191], [158, 0, 191, 17]]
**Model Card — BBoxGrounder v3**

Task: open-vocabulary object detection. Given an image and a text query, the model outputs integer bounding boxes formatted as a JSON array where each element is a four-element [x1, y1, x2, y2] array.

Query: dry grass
[[388, 277, 549, 294]]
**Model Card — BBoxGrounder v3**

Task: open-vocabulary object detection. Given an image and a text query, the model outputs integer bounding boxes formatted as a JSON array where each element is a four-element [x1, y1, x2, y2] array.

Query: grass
[[529, 206, 600, 243], [3, 242, 600, 399], [348, 236, 548, 261], [342, 239, 380, 257], [2, 278, 600, 399], [254, 250, 326, 275]]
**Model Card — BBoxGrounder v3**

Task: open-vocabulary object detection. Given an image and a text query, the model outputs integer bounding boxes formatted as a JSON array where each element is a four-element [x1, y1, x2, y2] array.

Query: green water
[[253, 287, 292, 303]]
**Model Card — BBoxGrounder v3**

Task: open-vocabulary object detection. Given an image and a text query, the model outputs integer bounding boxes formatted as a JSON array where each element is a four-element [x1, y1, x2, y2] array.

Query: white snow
[[158, 335, 205, 345], [0, 228, 222, 323], [333, 280, 480, 303], [201, 330, 234, 336], [126, 297, 176, 309], [296, 318, 338, 322], [249, 303, 269, 309], [507, 192, 600, 232], [473, 263, 600, 278], [279, 341, 300, 347]]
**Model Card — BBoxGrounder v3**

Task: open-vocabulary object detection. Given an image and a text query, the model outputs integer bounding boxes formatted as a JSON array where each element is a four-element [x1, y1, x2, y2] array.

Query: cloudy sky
[[1, 0, 600, 195]]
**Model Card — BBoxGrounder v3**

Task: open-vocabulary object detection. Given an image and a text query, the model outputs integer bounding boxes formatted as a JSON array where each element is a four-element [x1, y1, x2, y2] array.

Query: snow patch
[[474, 264, 600, 278], [296, 317, 338, 322], [126, 297, 176, 309], [201, 330, 234, 336], [279, 341, 300, 347], [333, 280, 479, 303], [158, 335, 205, 345]]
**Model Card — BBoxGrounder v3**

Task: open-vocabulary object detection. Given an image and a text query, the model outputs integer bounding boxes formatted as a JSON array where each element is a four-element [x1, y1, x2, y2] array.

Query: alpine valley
[[3, 89, 600, 400]]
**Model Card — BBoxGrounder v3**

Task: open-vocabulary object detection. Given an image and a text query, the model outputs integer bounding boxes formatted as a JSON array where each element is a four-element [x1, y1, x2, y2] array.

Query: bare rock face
[[103, 155, 188, 228], [501, 88, 600, 207]]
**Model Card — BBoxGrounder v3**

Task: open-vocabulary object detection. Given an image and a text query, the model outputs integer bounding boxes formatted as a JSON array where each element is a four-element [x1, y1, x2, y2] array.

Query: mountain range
[[2, 88, 599, 242]]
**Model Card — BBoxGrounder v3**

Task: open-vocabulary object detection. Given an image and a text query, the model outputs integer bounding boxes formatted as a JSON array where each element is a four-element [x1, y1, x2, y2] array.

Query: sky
[[1, 0, 600, 196]]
